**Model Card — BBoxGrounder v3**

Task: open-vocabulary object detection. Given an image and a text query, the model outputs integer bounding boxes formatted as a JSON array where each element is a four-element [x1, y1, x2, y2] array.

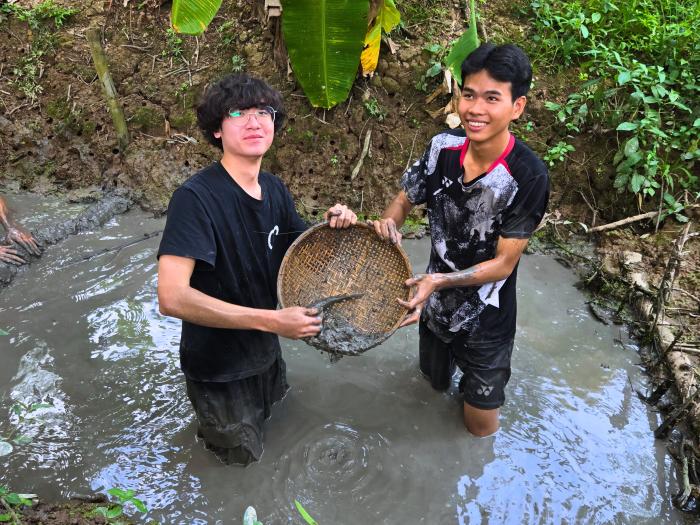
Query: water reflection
[[0, 199, 694, 524]]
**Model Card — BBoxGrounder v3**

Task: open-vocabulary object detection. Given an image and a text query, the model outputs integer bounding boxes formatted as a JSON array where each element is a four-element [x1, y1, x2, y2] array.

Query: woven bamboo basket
[[277, 222, 413, 352]]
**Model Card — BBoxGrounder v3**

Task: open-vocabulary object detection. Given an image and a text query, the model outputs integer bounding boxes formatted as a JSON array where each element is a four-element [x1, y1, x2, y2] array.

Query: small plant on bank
[[0, 0, 77, 100], [415, 42, 445, 92], [0, 0, 77, 29], [91, 488, 147, 523], [0, 486, 37, 524], [163, 28, 185, 61], [544, 141, 575, 166], [230, 54, 246, 73], [363, 97, 387, 121]]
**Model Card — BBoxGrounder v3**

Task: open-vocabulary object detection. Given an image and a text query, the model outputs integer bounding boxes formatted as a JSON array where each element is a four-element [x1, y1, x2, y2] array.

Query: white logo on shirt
[[267, 225, 279, 249]]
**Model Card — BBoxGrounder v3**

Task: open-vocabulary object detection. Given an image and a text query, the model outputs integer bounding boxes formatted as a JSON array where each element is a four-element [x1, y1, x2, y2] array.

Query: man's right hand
[[368, 218, 402, 246], [272, 306, 322, 339], [0, 245, 25, 265], [5, 226, 41, 256]]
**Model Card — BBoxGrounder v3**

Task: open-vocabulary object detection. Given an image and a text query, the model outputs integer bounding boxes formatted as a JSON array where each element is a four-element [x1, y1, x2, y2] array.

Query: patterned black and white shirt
[[402, 129, 549, 342]]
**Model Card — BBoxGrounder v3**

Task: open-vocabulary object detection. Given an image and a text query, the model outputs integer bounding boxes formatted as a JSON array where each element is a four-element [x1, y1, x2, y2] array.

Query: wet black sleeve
[[500, 168, 550, 239], [157, 187, 217, 267], [400, 139, 432, 205]]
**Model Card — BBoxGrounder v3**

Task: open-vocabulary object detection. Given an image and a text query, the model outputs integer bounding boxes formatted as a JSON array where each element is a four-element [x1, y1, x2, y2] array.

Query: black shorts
[[185, 356, 289, 466], [419, 322, 514, 410]]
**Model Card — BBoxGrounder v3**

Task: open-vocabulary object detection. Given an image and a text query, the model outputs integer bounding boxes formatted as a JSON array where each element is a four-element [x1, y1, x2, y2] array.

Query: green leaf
[[693, 118, 700, 128], [106, 506, 123, 519], [0, 442, 13, 457], [0, 329, 8, 336], [294, 500, 318, 525], [444, 0, 480, 85], [93, 507, 109, 517], [171, 0, 223, 35], [283, 0, 370, 109], [131, 498, 148, 513], [613, 149, 625, 165], [580, 24, 588, 38], [4, 493, 21, 506], [0, 513, 11, 522], [12, 435, 32, 446], [108, 488, 133, 500], [426, 62, 442, 77], [616, 122, 638, 131], [630, 174, 644, 193], [617, 71, 631, 85], [623, 137, 639, 157], [591, 12, 601, 23]]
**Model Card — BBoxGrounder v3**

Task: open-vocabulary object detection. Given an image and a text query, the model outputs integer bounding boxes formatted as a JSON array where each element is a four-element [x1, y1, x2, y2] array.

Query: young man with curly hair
[[157, 73, 356, 465], [371, 44, 549, 437]]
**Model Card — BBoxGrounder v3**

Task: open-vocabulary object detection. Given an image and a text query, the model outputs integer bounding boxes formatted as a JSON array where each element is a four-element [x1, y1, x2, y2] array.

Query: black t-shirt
[[157, 162, 307, 381], [402, 130, 549, 342]]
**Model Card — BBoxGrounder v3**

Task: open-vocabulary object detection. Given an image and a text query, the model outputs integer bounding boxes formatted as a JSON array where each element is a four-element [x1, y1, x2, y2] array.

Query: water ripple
[[269, 422, 400, 523]]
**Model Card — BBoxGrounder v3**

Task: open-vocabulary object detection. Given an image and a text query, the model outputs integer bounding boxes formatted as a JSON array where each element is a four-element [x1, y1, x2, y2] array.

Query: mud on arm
[[398, 236, 530, 313]]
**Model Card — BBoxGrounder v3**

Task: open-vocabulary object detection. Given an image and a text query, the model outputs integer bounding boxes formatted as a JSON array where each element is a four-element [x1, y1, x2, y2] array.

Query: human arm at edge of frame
[[370, 191, 413, 245], [157, 254, 321, 339], [398, 236, 530, 311]]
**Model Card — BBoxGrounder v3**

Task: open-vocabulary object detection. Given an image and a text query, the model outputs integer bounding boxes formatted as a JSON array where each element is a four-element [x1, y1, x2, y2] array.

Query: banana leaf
[[283, 0, 370, 109], [361, 0, 401, 76], [171, 0, 223, 35], [444, 0, 480, 86]]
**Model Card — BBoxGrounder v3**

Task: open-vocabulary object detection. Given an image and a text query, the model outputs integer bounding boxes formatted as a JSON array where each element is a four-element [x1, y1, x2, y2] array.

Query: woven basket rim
[[277, 221, 413, 336]]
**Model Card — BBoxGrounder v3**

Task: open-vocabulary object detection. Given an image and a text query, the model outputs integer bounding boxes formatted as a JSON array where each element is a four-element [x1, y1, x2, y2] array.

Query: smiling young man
[[371, 44, 549, 436], [157, 73, 356, 465]]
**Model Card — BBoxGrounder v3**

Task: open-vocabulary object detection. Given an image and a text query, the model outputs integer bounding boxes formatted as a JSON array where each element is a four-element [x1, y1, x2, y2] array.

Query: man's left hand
[[324, 204, 357, 229], [397, 273, 441, 327]]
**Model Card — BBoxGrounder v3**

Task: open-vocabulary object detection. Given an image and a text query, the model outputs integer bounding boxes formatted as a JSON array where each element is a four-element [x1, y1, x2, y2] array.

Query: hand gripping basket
[[277, 222, 413, 356]]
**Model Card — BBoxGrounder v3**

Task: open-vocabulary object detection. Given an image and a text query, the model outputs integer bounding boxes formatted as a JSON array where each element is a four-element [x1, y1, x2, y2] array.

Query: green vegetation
[[364, 97, 387, 121], [415, 43, 446, 92], [163, 28, 185, 61], [0, 0, 78, 101], [230, 54, 246, 73], [294, 500, 318, 525], [0, 0, 77, 100], [0, 0, 76, 30], [544, 140, 575, 166], [0, 486, 36, 524], [91, 488, 147, 523], [526, 0, 700, 219]]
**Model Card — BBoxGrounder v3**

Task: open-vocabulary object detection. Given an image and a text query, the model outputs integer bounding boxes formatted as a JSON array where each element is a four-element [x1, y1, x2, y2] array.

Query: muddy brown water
[[0, 194, 695, 524]]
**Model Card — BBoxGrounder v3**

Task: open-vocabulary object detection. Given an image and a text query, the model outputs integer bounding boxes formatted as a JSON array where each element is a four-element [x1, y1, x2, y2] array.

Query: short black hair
[[461, 43, 532, 101], [196, 73, 286, 149]]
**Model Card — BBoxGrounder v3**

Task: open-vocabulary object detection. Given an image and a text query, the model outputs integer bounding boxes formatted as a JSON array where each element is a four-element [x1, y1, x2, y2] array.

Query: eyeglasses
[[226, 106, 276, 126]]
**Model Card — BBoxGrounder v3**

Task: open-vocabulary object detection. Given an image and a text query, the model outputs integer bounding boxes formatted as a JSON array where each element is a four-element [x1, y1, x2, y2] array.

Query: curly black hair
[[461, 43, 532, 101], [196, 73, 286, 149]]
